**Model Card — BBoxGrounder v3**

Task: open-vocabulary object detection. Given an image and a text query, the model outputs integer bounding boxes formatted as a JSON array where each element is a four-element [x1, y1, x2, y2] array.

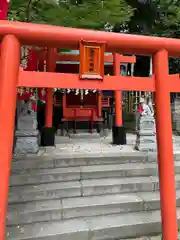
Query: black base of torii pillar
[[112, 125, 126, 145]]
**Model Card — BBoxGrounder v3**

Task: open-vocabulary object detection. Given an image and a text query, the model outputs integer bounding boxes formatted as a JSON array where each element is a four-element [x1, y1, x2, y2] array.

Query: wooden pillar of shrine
[[98, 92, 102, 118], [112, 53, 126, 145], [153, 50, 178, 240], [41, 48, 56, 146]]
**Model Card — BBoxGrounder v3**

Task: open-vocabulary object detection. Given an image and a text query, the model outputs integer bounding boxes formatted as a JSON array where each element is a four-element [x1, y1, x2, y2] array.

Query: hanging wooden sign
[[79, 41, 105, 80]]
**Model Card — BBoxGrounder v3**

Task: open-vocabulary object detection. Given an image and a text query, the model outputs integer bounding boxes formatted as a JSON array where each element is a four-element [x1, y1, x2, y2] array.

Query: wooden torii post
[[42, 48, 57, 145]]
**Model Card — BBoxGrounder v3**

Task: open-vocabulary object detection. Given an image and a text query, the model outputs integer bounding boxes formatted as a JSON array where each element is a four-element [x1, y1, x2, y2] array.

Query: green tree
[[117, 0, 180, 74], [54, 0, 134, 29], [8, 0, 58, 23], [8, 0, 134, 30], [152, 0, 180, 37], [123, 0, 180, 37]]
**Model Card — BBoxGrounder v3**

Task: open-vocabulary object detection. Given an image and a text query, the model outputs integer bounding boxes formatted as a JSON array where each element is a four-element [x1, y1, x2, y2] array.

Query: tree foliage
[[8, 0, 134, 30], [124, 0, 180, 37], [118, 0, 180, 74], [9, 0, 180, 73], [56, 0, 134, 29], [8, 0, 58, 23], [153, 0, 180, 37]]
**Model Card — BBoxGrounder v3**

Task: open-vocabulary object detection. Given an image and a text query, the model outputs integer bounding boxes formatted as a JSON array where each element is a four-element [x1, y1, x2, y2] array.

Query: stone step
[[9, 163, 157, 186], [138, 143, 180, 153], [6, 190, 180, 226], [10, 166, 80, 186], [121, 237, 161, 240], [8, 174, 180, 203], [8, 181, 81, 204], [9, 162, 180, 186], [6, 208, 180, 240], [11, 153, 147, 173], [80, 175, 180, 197], [11, 152, 180, 173]]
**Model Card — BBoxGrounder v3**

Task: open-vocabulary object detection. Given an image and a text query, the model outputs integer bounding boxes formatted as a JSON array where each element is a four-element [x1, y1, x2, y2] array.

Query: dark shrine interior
[[37, 55, 151, 132]]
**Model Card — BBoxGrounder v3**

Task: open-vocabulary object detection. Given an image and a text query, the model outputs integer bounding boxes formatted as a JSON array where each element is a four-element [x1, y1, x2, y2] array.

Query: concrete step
[[120, 237, 163, 240], [80, 174, 180, 197], [8, 174, 180, 203], [9, 161, 180, 186], [8, 181, 81, 204], [10, 166, 80, 186], [11, 153, 148, 173], [10, 162, 161, 186], [11, 152, 180, 173], [119, 237, 161, 240], [121, 237, 161, 240], [6, 190, 180, 226], [6, 208, 180, 240]]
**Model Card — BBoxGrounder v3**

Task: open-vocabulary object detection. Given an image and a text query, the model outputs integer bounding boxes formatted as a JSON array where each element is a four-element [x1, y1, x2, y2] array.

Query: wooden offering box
[[62, 92, 103, 133]]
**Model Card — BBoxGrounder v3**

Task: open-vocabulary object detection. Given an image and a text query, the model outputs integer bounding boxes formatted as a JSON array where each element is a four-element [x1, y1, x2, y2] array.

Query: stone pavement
[[35, 132, 180, 158], [36, 133, 136, 158]]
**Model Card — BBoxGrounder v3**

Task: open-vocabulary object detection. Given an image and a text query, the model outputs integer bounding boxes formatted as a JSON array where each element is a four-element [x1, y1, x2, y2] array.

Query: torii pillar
[[112, 54, 135, 145], [0, 35, 20, 240], [153, 50, 178, 240]]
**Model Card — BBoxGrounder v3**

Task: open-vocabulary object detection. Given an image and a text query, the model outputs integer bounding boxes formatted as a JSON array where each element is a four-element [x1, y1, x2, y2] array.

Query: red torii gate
[[0, 20, 179, 240]]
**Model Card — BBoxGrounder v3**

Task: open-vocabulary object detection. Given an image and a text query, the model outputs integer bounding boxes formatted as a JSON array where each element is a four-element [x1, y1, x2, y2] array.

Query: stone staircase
[[6, 152, 180, 239]]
